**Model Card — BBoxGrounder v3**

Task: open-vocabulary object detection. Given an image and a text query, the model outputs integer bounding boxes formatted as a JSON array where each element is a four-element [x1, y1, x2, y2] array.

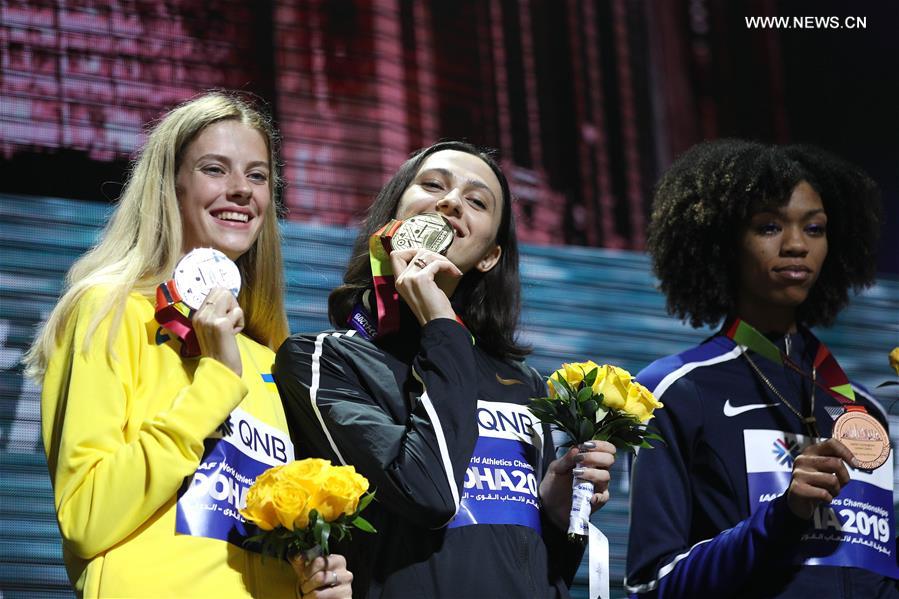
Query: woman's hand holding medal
[[390, 248, 461, 326], [787, 438, 858, 520], [192, 286, 245, 376], [156, 247, 246, 373]]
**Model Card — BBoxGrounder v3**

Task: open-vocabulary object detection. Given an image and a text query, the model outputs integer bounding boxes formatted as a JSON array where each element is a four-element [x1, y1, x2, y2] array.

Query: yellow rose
[[890, 347, 899, 376], [282, 458, 330, 483], [548, 360, 600, 397], [274, 458, 333, 528], [623, 381, 664, 423], [272, 476, 312, 530], [593, 364, 632, 409], [286, 459, 330, 506], [310, 465, 370, 521], [240, 465, 283, 530]]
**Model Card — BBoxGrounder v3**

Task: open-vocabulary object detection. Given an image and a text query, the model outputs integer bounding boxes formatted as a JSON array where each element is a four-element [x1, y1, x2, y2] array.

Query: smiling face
[[395, 149, 504, 274], [176, 120, 271, 261], [736, 181, 828, 326]]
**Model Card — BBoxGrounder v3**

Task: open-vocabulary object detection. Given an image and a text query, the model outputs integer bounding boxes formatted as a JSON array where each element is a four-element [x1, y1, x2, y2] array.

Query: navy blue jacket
[[626, 328, 898, 598]]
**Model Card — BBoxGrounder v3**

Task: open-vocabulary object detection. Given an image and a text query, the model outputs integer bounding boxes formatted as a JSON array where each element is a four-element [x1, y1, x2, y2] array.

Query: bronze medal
[[833, 409, 891, 470], [387, 213, 454, 255]]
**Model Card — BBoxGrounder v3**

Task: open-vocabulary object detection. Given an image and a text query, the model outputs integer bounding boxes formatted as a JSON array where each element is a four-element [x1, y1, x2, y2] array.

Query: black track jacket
[[274, 318, 583, 598]]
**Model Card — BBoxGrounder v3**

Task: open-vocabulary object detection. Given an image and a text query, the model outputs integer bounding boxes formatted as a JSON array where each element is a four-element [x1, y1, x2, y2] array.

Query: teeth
[[215, 211, 249, 223]]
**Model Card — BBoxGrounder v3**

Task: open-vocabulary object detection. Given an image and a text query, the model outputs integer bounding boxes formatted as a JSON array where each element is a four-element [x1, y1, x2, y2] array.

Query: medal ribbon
[[357, 217, 472, 343], [724, 318, 856, 405], [727, 319, 890, 471], [368, 220, 404, 338], [155, 280, 201, 357]]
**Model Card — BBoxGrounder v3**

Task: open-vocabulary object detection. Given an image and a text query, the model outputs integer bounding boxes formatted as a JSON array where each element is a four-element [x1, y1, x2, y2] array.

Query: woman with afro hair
[[624, 139, 897, 597]]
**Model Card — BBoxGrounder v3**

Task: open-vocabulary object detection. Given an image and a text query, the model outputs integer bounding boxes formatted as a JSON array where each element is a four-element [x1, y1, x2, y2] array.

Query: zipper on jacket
[[518, 527, 537, 594]]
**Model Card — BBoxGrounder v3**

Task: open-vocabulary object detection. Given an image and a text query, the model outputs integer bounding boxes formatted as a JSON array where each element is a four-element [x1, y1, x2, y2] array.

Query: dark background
[[2, 0, 897, 270]]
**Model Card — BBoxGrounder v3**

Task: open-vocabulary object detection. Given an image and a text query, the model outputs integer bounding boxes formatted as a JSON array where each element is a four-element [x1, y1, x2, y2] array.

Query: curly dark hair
[[647, 139, 882, 328], [329, 140, 530, 360]]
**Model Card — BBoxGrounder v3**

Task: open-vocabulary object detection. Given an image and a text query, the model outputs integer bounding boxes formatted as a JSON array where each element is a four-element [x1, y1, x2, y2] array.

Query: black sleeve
[[274, 319, 480, 529]]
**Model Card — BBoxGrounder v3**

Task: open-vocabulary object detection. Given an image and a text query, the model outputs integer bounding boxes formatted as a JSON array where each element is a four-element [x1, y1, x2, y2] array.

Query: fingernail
[[579, 441, 596, 451], [574, 453, 585, 463], [572, 467, 586, 477]]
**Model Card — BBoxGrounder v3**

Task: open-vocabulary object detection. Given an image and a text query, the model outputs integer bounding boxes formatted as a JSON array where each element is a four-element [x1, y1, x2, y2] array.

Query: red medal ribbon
[[155, 280, 201, 357], [368, 220, 403, 337]]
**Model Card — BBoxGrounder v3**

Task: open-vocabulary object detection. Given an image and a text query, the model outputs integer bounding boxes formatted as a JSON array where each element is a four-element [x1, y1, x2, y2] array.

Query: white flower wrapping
[[568, 477, 594, 537]]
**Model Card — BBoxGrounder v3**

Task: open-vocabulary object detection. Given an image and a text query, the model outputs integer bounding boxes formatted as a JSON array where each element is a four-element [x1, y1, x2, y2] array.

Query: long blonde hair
[[24, 92, 289, 377]]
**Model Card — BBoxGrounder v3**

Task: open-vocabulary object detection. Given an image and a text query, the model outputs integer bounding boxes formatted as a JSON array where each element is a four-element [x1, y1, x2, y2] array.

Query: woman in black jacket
[[275, 141, 616, 598]]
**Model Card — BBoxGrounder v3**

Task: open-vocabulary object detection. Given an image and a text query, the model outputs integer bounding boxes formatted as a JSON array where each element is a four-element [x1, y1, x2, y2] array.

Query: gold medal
[[384, 213, 454, 255], [366, 213, 455, 338], [833, 408, 890, 470]]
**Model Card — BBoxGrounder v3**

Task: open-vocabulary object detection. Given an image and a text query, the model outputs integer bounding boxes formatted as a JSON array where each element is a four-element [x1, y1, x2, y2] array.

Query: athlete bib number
[[176, 406, 293, 547], [449, 401, 544, 531], [744, 429, 898, 578]]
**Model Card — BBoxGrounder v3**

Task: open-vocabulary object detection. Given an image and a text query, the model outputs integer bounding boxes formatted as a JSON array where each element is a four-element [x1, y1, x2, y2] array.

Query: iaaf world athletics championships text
[[745, 16, 867, 29]]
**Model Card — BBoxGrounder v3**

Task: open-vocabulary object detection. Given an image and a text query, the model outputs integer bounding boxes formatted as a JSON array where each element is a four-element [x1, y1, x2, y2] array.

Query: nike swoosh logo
[[496, 373, 524, 386], [723, 399, 779, 417]]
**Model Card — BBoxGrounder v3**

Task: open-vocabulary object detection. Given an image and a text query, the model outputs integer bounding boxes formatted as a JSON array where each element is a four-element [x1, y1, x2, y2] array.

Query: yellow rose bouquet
[[528, 360, 664, 540], [240, 458, 375, 560]]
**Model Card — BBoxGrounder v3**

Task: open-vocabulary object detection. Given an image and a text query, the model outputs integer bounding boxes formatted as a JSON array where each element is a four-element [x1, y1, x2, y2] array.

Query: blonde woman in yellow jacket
[[25, 92, 352, 599]]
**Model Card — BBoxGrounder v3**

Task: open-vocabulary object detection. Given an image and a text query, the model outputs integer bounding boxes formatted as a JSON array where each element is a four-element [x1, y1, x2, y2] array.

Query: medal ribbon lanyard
[[357, 220, 471, 342], [725, 318, 859, 409], [727, 319, 890, 470], [155, 280, 201, 357], [367, 220, 404, 338]]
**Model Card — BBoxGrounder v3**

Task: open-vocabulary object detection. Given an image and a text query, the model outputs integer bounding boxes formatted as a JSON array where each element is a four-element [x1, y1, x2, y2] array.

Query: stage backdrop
[[3, 1, 897, 268], [2, 192, 897, 598], [3, 1, 898, 596]]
